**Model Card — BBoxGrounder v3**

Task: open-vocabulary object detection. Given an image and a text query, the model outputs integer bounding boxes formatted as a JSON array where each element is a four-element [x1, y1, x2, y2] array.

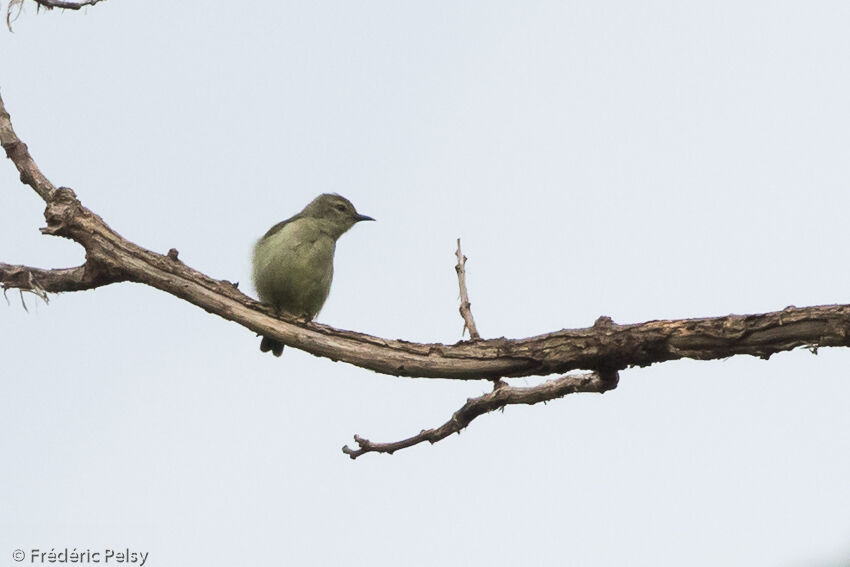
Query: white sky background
[[1, 1, 849, 565]]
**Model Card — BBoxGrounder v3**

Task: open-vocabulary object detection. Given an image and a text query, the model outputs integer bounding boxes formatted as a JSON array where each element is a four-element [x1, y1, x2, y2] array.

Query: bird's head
[[303, 193, 374, 238]]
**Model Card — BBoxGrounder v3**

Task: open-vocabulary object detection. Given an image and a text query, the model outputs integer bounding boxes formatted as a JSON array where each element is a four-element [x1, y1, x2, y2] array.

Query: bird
[[252, 193, 374, 356]]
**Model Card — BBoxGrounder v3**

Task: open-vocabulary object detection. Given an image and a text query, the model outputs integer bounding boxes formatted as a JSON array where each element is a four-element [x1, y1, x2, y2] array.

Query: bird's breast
[[252, 220, 336, 318]]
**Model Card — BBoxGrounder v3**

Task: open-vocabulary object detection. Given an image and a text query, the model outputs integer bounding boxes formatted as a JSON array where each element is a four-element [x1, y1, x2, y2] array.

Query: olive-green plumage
[[252, 194, 373, 356]]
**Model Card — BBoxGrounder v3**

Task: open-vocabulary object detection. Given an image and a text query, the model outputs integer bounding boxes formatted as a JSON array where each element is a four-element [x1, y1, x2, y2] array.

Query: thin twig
[[342, 369, 619, 459], [6, 0, 23, 30], [455, 238, 480, 340]]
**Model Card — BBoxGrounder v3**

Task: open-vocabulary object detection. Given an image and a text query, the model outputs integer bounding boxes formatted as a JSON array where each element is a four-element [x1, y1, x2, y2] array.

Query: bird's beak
[[355, 213, 375, 222]]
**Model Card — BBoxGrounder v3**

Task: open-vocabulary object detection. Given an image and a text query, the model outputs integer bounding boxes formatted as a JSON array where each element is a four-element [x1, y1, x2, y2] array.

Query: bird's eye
[[335, 204, 346, 212]]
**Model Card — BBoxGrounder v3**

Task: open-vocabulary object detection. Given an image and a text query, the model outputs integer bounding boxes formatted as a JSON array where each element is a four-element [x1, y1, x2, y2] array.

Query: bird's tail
[[260, 336, 284, 357]]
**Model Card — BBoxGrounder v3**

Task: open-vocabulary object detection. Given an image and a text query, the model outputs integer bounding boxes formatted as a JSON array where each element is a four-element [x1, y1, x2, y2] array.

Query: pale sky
[[2, 2, 849, 566]]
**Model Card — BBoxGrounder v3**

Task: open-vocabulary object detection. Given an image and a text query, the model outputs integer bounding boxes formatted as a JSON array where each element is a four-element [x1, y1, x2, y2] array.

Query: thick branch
[[342, 369, 619, 458], [3, 88, 850, 382]]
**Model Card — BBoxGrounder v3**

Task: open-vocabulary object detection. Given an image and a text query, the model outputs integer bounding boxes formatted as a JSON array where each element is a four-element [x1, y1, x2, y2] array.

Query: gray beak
[[355, 213, 375, 222]]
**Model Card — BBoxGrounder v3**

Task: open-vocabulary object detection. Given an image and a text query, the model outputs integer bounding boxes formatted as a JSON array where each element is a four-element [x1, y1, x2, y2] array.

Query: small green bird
[[252, 193, 374, 356]]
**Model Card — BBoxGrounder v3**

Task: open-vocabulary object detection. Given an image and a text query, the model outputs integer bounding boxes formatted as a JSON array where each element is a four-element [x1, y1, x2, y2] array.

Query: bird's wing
[[261, 214, 301, 240]]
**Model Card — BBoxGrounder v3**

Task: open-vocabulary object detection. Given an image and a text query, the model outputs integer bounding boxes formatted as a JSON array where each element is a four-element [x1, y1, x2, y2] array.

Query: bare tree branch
[[2, 85, 850, 380], [455, 238, 481, 340], [6, 0, 107, 31], [29, 0, 106, 11], [0, 90, 56, 200], [3, 87, 850, 455], [343, 369, 619, 459], [0, 262, 123, 292]]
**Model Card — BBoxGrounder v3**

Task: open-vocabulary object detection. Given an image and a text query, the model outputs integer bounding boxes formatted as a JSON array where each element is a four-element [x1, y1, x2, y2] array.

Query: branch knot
[[41, 186, 82, 236]]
